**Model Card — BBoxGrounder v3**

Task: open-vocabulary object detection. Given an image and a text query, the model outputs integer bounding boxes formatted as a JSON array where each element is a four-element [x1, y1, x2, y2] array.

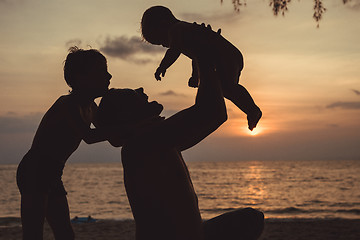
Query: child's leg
[[46, 194, 74, 240], [20, 193, 48, 240]]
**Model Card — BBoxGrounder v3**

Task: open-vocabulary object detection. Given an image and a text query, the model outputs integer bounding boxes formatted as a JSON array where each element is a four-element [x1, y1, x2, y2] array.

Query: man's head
[[98, 88, 163, 127], [63, 47, 111, 96]]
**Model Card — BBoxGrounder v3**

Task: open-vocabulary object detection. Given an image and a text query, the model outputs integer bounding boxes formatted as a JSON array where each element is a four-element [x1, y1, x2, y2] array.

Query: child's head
[[63, 47, 111, 96], [141, 6, 178, 45]]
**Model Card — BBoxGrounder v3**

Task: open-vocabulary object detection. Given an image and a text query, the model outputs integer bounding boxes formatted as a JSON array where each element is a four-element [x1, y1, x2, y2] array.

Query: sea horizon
[[1, 159, 359, 221]]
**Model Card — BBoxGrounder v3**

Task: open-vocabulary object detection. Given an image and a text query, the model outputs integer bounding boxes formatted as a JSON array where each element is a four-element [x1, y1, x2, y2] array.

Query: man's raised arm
[[154, 58, 227, 151]]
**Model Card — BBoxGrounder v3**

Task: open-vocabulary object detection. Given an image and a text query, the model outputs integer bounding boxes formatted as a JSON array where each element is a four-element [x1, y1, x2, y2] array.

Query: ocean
[[1, 160, 359, 220]]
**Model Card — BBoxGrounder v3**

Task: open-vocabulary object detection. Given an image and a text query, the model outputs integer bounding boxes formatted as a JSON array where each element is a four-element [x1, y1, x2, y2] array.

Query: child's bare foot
[[188, 76, 199, 88], [247, 108, 262, 131]]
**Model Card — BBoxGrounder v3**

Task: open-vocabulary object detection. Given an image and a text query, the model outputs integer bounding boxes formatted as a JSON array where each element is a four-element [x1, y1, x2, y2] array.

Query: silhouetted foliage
[[221, 0, 353, 27], [270, 0, 291, 16], [313, 0, 327, 27], [221, 0, 247, 12]]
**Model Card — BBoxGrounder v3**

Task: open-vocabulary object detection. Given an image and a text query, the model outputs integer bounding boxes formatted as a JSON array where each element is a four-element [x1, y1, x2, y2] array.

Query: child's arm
[[63, 101, 130, 146], [106, 111, 168, 147], [84, 102, 132, 146], [155, 48, 181, 81], [82, 126, 131, 146], [84, 126, 133, 147]]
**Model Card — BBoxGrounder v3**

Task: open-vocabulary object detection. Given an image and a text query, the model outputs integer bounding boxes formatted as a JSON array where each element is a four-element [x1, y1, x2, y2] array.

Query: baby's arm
[[155, 48, 181, 81]]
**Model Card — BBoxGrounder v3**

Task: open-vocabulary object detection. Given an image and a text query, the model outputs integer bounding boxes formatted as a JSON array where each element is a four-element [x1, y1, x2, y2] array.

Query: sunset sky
[[1, 0, 359, 164]]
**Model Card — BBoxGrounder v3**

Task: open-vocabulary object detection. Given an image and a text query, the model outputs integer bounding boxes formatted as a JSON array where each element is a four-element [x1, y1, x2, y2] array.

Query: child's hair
[[141, 6, 178, 44], [63, 46, 107, 91]]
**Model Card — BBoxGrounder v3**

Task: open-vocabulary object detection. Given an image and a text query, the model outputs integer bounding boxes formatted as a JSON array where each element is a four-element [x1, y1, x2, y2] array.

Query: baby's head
[[141, 6, 178, 45], [63, 47, 111, 96]]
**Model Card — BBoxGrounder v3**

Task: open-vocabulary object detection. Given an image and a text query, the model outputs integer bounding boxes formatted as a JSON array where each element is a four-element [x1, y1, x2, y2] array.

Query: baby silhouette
[[141, 6, 262, 131]]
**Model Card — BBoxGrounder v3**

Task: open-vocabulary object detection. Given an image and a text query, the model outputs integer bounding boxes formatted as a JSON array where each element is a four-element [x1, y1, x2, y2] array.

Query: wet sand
[[1, 217, 359, 240]]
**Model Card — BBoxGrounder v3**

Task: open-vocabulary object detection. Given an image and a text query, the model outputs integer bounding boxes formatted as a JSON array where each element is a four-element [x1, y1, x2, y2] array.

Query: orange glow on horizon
[[248, 127, 262, 136], [218, 118, 274, 137]]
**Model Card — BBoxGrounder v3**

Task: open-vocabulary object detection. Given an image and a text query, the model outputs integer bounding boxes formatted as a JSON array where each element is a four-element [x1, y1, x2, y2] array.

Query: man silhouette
[[99, 59, 264, 240]]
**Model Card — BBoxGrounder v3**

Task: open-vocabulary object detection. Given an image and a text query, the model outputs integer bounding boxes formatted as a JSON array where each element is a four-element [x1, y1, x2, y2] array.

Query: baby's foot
[[247, 108, 262, 131], [188, 76, 199, 88]]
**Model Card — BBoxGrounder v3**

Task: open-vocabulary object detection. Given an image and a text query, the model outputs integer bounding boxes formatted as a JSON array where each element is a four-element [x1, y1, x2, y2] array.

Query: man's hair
[[141, 6, 177, 44], [98, 88, 142, 126], [63, 46, 107, 91], [98, 88, 164, 128]]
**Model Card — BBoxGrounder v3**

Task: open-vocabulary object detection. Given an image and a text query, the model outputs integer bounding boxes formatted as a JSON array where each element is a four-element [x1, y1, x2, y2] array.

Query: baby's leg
[[221, 71, 262, 131], [188, 59, 200, 88]]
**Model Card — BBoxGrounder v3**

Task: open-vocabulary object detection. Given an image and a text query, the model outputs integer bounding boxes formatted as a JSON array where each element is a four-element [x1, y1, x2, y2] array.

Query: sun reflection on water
[[242, 163, 267, 205]]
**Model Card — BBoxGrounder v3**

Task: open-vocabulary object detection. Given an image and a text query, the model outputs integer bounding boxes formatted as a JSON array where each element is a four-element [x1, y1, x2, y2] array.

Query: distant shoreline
[[1, 217, 360, 240]]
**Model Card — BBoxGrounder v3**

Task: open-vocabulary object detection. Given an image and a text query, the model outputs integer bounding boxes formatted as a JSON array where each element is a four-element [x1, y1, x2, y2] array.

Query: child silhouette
[[141, 6, 262, 130], [16, 47, 112, 240]]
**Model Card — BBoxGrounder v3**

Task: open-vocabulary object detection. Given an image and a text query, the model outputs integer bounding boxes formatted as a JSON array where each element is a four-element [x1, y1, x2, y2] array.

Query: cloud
[[100, 35, 165, 64], [344, 0, 360, 10], [0, 113, 42, 163], [351, 89, 360, 96], [0, 0, 13, 4], [0, 112, 41, 134], [326, 101, 360, 110], [327, 89, 360, 110], [158, 90, 186, 97], [0, 0, 24, 7], [326, 123, 339, 128]]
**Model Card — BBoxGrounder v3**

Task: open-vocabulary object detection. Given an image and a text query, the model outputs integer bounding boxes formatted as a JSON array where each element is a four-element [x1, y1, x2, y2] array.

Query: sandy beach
[[1, 217, 359, 240]]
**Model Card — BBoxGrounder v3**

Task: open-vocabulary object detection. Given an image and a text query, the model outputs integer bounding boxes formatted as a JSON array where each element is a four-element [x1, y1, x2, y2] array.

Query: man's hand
[[155, 66, 166, 81], [193, 22, 221, 35]]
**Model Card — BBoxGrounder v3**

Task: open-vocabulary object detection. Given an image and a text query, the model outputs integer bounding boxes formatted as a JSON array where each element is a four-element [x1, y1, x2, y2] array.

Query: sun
[[247, 126, 262, 136], [225, 119, 266, 137]]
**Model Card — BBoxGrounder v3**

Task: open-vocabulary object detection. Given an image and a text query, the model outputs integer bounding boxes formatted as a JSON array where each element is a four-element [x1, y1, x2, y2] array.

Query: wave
[[335, 209, 360, 214], [264, 207, 360, 215], [201, 207, 239, 213], [329, 202, 360, 207], [266, 207, 306, 214], [202, 205, 360, 214]]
